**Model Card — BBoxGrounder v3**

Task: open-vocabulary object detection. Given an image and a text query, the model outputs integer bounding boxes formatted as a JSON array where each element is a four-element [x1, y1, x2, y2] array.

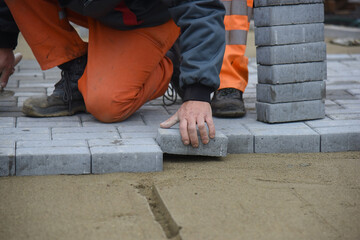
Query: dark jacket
[[0, 0, 19, 49], [1, 0, 225, 102]]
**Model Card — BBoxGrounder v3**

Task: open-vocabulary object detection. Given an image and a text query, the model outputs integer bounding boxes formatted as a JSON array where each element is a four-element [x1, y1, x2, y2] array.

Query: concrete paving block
[[91, 145, 163, 173], [313, 126, 360, 152], [254, 0, 323, 7], [257, 62, 327, 84], [120, 132, 157, 139], [117, 125, 157, 133], [256, 81, 326, 103], [255, 23, 324, 46], [16, 147, 91, 176], [256, 100, 325, 123], [245, 122, 320, 153], [16, 140, 87, 148], [17, 117, 81, 128], [327, 113, 360, 120], [88, 138, 157, 147], [0, 128, 50, 141], [52, 126, 120, 140], [156, 128, 228, 157], [254, 4, 324, 27], [0, 117, 15, 127], [305, 119, 360, 128], [220, 128, 254, 154], [256, 42, 327, 65], [0, 140, 15, 176]]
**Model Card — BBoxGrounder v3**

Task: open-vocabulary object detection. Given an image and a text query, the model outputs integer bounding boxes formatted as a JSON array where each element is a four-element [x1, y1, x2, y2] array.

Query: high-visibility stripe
[[225, 29, 248, 45], [224, 15, 249, 31], [222, 0, 249, 15]]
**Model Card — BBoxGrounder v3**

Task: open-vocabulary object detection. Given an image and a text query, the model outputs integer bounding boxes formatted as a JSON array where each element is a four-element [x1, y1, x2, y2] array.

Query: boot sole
[[22, 102, 86, 117]]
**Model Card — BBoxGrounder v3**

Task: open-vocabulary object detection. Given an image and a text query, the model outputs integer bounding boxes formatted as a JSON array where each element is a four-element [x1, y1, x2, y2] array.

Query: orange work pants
[[219, 0, 253, 93], [6, 0, 180, 122]]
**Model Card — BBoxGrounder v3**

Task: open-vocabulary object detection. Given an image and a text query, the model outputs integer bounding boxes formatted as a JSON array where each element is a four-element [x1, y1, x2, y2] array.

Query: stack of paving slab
[[254, 0, 327, 123]]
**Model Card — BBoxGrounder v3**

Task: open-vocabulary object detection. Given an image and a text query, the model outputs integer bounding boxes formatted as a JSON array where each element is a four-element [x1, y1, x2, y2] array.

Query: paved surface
[[1, 54, 360, 176]]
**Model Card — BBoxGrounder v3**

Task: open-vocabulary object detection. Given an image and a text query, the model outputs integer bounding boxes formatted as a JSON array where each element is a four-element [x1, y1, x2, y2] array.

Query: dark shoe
[[163, 40, 183, 105], [22, 55, 87, 117], [211, 88, 246, 118]]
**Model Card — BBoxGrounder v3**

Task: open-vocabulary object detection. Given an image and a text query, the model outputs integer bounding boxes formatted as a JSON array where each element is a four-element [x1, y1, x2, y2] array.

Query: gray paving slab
[[258, 62, 327, 84], [256, 42, 327, 65], [220, 127, 254, 154], [0, 140, 15, 177], [91, 145, 163, 173], [256, 81, 325, 103], [313, 126, 360, 152], [255, 23, 324, 46], [0, 117, 15, 128], [254, 4, 324, 27], [156, 128, 228, 157], [245, 122, 320, 153], [16, 147, 91, 176], [254, 0, 323, 7], [256, 100, 325, 123]]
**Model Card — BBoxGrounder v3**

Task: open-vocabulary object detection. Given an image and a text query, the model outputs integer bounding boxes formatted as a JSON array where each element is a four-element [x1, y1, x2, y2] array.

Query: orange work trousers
[[6, 0, 180, 122], [220, 0, 253, 93]]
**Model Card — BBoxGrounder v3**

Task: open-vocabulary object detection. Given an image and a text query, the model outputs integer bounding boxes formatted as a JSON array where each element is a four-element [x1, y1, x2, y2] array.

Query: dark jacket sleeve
[[163, 0, 226, 103], [0, 0, 19, 49]]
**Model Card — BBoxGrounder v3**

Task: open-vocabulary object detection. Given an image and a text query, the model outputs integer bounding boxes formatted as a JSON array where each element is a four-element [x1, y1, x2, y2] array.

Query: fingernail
[[183, 141, 189, 145]]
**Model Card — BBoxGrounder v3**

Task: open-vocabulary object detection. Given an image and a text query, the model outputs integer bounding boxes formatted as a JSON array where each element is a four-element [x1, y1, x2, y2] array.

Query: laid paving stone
[[87, 138, 157, 147], [256, 100, 325, 123], [52, 126, 120, 140], [0, 140, 15, 177], [305, 119, 360, 128], [220, 127, 254, 153], [327, 113, 360, 120], [255, 23, 324, 46], [0, 128, 50, 141], [0, 117, 15, 128], [245, 122, 320, 153], [16, 147, 91, 176], [120, 132, 157, 139], [254, 4, 324, 27], [256, 42, 327, 65], [17, 116, 81, 128], [91, 145, 163, 173], [256, 81, 325, 103], [312, 126, 360, 152], [254, 0, 323, 7], [156, 128, 228, 157], [16, 140, 88, 148]]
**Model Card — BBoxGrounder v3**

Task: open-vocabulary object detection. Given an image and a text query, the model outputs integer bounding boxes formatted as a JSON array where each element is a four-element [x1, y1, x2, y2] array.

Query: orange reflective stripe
[[247, 0, 253, 7], [224, 15, 249, 31]]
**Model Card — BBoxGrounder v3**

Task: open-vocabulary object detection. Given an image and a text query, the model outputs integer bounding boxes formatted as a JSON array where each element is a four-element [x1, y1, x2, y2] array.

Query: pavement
[[1, 53, 360, 176]]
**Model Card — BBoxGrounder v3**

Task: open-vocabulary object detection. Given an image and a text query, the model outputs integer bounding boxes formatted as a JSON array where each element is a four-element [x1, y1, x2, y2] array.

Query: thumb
[[160, 113, 179, 128]]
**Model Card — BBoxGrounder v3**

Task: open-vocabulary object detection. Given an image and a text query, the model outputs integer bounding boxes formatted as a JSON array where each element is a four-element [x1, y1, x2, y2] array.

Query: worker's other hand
[[0, 49, 22, 90], [160, 100, 215, 148]]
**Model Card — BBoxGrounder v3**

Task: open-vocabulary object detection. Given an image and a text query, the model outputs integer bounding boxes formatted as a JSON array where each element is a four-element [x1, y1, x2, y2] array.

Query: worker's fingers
[[187, 119, 199, 148], [197, 117, 209, 145], [160, 113, 179, 129], [205, 115, 216, 139], [14, 53, 22, 66], [0, 67, 12, 88], [179, 119, 190, 146]]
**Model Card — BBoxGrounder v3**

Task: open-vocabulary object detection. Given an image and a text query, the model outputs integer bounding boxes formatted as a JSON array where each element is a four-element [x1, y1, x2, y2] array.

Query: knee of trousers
[[84, 93, 133, 123]]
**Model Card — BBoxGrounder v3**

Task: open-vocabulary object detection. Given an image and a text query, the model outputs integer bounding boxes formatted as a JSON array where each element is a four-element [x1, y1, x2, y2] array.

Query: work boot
[[22, 55, 87, 117], [211, 88, 246, 118], [163, 40, 184, 105]]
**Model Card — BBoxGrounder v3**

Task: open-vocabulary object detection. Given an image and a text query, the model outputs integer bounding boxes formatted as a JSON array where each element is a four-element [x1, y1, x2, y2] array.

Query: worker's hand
[[0, 49, 22, 90], [160, 100, 215, 148]]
